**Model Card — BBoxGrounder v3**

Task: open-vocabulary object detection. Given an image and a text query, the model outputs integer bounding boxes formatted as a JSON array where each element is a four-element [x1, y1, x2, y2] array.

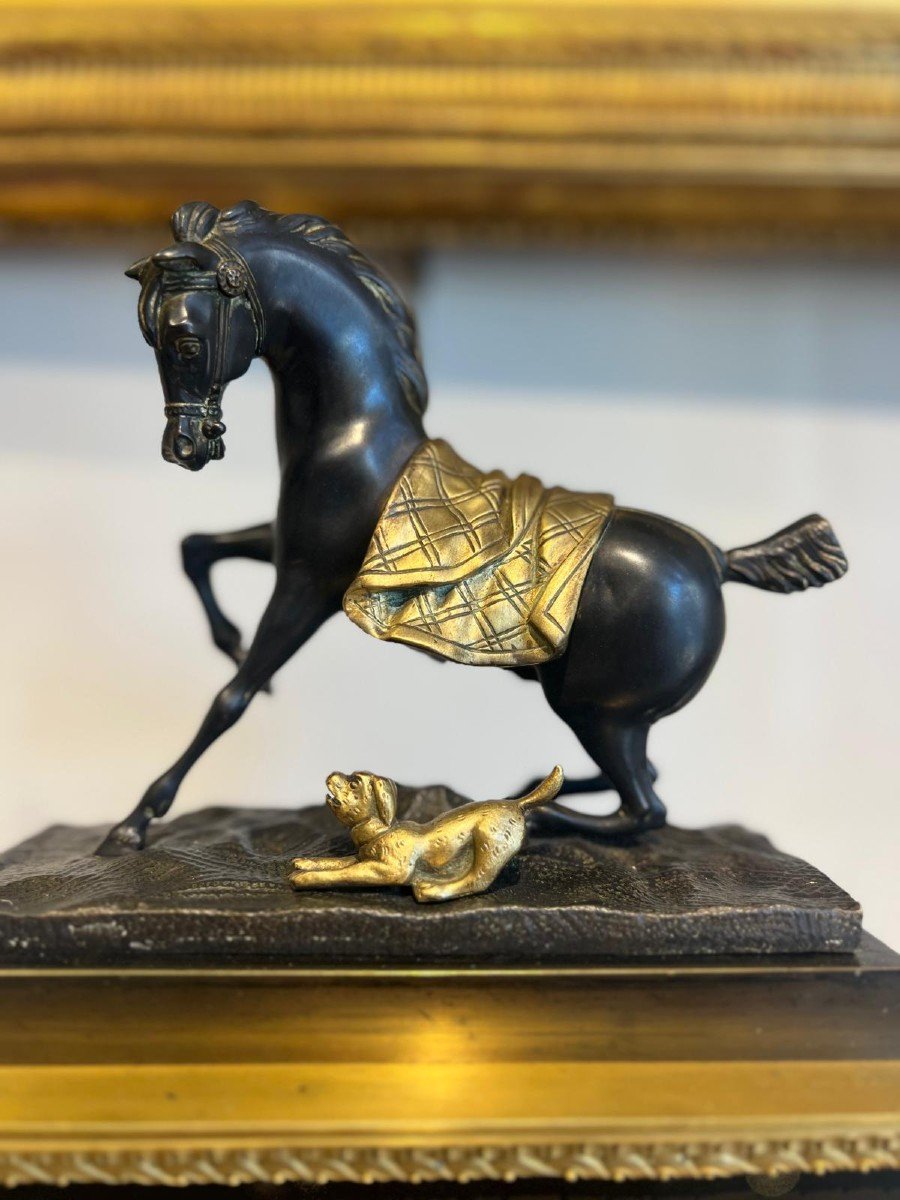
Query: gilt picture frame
[[2, 1, 900, 244]]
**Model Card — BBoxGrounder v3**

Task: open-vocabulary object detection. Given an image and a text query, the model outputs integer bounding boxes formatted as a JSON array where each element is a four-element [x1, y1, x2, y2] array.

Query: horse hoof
[[636, 807, 667, 832], [94, 824, 146, 857]]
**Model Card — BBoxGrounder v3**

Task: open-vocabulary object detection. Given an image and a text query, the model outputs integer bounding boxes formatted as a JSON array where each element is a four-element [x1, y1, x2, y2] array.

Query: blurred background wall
[[0, 241, 897, 946]]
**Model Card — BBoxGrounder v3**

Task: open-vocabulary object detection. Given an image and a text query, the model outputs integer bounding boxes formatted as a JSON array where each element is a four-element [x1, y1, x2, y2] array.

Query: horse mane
[[164, 199, 428, 417]]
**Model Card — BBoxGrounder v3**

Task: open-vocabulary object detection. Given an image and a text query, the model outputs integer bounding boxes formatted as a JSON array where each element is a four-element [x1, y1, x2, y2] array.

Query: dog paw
[[289, 870, 318, 888], [413, 882, 445, 903]]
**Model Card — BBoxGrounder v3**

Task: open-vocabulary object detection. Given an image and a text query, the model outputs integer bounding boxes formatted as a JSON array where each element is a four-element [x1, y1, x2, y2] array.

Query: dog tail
[[516, 765, 565, 811]]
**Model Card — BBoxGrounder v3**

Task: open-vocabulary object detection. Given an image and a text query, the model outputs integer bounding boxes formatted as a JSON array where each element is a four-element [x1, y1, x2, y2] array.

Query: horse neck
[[249, 241, 427, 473]]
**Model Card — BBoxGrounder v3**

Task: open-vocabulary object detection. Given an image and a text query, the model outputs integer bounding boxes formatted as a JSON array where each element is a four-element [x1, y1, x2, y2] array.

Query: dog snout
[[326, 771, 350, 799]]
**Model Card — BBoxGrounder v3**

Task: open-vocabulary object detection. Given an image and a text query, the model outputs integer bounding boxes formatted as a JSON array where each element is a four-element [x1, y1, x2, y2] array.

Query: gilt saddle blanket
[[343, 439, 614, 667]]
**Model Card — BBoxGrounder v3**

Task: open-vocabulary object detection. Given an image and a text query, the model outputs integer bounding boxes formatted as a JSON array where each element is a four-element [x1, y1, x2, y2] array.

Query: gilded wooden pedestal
[[2, 936, 898, 1189]]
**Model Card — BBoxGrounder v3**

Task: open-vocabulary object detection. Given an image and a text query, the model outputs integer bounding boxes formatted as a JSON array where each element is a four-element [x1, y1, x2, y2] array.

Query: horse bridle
[[160, 236, 266, 447]]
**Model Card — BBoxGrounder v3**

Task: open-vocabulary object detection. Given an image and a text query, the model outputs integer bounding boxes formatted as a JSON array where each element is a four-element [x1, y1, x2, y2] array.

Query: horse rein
[[159, 237, 266, 447]]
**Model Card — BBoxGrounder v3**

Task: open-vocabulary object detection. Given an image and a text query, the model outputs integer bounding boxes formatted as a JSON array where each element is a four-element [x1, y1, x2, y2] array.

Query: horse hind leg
[[538, 718, 666, 836], [518, 761, 658, 800]]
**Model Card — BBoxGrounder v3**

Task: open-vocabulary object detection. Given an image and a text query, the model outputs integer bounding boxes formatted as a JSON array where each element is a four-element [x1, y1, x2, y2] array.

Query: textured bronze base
[[0, 786, 861, 965]]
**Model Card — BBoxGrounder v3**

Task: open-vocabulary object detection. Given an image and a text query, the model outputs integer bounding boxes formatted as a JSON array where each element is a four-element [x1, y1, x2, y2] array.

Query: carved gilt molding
[[3, 1132, 899, 1188], [3, 1, 900, 245]]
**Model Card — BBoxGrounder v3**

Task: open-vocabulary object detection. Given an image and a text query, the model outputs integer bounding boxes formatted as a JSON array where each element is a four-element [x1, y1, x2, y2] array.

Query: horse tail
[[516, 765, 565, 811], [723, 515, 848, 593]]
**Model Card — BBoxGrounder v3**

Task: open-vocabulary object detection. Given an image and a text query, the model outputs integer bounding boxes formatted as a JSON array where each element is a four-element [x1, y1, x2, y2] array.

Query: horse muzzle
[[161, 415, 225, 471]]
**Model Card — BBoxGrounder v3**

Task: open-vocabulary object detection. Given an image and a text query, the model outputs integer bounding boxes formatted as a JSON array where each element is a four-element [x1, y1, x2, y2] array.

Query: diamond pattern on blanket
[[343, 439, 614, 667]]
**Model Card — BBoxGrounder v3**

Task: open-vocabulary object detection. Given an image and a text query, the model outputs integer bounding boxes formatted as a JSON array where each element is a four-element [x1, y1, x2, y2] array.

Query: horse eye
[[176, 337, 201, 360]]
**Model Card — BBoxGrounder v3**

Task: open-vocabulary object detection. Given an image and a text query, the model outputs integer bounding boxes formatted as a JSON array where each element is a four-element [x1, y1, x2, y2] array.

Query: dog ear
[[373, 777, 397, 826]]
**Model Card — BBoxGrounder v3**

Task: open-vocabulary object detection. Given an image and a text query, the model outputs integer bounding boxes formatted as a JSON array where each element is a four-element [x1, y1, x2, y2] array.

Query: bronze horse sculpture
[[97, 201, 848, 855]]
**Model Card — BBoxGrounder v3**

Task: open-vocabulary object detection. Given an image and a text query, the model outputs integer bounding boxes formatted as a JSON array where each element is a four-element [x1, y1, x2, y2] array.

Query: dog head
[[325, 771, 398, 834]]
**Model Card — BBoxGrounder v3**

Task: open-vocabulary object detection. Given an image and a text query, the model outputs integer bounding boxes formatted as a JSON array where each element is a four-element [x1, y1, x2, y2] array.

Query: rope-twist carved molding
[[2, 1134, 898, 1188]]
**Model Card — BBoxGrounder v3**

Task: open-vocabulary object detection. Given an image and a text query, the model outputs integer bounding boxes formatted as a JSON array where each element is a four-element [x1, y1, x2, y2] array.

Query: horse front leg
[[95, 567, 338, 856], [181, 523, 274, 670]]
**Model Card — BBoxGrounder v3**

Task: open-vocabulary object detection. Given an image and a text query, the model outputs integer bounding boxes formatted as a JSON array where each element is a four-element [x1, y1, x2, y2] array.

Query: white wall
[[0, 243, 897, 948]]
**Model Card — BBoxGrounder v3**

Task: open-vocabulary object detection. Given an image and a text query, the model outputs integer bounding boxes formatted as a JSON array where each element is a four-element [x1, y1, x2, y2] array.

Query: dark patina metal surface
[[0, 788, 860, 965]]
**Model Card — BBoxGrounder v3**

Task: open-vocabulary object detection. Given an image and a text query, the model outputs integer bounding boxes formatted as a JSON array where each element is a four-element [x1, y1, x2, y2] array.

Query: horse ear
[[373, 777, 397, 826], [152, 241, 218, 272], [125, 257, 150, 281]]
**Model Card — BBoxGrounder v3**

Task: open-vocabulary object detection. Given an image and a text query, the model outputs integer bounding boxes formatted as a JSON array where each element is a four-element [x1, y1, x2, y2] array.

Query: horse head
[[126, 211, 265, 471]]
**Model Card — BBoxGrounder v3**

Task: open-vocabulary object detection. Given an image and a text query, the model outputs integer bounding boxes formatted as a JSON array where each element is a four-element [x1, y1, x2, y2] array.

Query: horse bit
[[160, 236, 266, 456]]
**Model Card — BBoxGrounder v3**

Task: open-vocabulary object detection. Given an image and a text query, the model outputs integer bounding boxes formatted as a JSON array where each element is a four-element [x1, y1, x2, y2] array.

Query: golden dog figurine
[[290, 766, 564, 903]]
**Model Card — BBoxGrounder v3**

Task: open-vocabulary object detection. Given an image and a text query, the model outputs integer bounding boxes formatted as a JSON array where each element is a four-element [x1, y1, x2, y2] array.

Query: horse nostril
[[175, 435, 194, 459]]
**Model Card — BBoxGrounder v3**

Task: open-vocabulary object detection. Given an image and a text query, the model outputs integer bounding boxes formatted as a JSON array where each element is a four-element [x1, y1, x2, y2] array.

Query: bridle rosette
[[216, 260, 248, 298]]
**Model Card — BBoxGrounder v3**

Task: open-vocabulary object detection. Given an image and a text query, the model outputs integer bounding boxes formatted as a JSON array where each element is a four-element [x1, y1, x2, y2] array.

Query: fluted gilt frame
[[4, 0, 900, 247]]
